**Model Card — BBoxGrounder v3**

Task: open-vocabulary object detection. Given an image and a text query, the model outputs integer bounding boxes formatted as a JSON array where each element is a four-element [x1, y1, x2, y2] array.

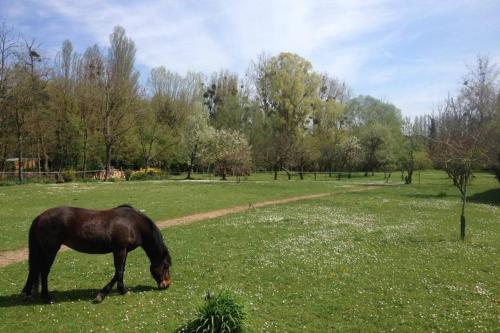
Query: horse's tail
[[26, 217, 41, 292]]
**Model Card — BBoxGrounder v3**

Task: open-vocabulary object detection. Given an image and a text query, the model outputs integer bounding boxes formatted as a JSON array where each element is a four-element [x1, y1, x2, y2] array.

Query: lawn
[[0, 171, 498, 332], [0, 178, 353, 252]]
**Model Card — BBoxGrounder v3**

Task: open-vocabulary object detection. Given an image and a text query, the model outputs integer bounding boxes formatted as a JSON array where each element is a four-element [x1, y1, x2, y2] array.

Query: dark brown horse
[[21, 204, 172, 304]]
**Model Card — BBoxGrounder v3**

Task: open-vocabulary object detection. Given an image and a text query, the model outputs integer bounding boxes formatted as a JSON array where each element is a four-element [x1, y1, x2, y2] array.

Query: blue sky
[[1, 0, 499, 117]]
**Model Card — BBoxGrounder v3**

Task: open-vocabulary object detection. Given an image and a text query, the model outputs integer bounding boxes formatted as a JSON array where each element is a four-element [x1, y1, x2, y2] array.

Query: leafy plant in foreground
[[177, 291, 245, 333]]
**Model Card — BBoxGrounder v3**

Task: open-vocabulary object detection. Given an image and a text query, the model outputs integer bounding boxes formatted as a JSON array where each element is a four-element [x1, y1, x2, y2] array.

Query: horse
[[21, 204, 172, 304]]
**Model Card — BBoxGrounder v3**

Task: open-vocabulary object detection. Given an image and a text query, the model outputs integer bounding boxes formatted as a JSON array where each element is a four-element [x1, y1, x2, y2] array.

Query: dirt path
[[0, 186, 379, 267]]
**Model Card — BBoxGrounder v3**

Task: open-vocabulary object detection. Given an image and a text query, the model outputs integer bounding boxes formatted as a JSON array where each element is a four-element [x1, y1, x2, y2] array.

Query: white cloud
[[5, 0, 499, 116]]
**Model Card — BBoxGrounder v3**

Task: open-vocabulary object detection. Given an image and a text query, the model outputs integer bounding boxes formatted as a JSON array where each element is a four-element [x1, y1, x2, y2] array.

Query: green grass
[[0, 179, 351, 251], [0, 171, 498, 332]]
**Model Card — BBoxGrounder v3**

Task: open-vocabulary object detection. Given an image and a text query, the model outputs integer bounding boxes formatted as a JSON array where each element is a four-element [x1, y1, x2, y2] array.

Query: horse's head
[[150, 254, 172, 290]]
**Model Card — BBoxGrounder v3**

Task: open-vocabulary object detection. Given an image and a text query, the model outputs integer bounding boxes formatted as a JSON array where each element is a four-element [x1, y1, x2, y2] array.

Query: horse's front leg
[[114, 248, 129, 295], [93, 276, 117, 303], [94, 248, 128, 303]]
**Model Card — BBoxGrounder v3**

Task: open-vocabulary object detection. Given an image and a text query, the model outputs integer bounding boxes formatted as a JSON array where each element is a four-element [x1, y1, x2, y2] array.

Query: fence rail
[[0, 169, 395, 183], [0, 170, 111, 182]]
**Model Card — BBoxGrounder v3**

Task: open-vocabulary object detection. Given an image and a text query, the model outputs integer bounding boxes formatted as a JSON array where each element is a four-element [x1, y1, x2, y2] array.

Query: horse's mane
[[117, 204, 171, 266], [116, 204, 134, 209]]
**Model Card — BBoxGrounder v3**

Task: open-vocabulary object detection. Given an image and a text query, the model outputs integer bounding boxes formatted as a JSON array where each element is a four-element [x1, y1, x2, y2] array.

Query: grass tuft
[[178, 291, 246, 333]]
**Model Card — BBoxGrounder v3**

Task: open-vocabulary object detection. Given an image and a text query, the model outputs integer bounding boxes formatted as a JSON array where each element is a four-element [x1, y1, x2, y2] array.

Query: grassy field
[[0, 171, 498, 332], [0, 178, 354, 251]]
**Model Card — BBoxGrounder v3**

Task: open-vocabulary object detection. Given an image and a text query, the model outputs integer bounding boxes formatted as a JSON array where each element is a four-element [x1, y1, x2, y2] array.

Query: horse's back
[[33, 206, 145, 254]]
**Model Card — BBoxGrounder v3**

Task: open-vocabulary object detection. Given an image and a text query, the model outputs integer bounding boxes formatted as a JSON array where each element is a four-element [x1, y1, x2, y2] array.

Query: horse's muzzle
[[158, 278, 172, 290]]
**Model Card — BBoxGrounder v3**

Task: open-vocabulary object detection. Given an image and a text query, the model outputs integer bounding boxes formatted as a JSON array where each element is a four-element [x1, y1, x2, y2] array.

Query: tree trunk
[[273, 166, 278, 180], [1, 145, 6, 173], [82, 134, 87, 178], [405, 169, 413, 184], [460, 213, 465, 241], [43, 150, 49, 173], [104, 143, 112, 181], [186, 144, 197, 180], [219, 162, 227, 181], [36, 138, 41, 173], [16, 130, 23, 183], [460, 192, 466, 241]]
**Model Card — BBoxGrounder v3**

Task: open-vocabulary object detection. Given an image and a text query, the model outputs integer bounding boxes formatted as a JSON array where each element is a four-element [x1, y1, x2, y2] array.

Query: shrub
[[177, 291, 245, 333], [124, 169, 133, 181], [62, 169, 76, 182], [129, 168, 163, 181]]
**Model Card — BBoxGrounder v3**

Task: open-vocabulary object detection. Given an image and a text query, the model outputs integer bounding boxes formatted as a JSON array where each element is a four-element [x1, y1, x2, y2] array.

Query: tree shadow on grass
[[467, 188, 500, 206], [0, 285, 157, 308], [403, 192, 454, 200]]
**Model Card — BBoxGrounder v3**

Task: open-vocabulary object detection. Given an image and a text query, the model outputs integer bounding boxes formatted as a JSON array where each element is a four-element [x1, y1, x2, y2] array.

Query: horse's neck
[[142, 235, 164, 263]]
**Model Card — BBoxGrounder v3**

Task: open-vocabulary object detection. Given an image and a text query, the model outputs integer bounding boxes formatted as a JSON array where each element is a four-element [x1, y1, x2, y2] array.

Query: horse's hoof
[[93, 294, 104, 304], [22, 293, 34, 302], [119, 288, 129, 295], [44, 297, 54, 304]]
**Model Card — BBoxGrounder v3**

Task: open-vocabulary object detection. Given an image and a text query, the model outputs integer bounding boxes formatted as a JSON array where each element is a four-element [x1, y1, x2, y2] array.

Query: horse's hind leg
[[21, 265, 40, 300], [40, 248, 59, 304]]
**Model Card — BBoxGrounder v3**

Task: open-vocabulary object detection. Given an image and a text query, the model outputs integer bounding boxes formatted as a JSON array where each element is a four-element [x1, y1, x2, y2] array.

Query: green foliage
[[124, 169, 133, 181], [62, 169, 76, 182], [178, 291, 245, 333], [129, 167, 164, 180], [252, 52, 322, 171], [347, 96, 404, 174], [210, 129, 252, 179], [2, 22, 498, 183]]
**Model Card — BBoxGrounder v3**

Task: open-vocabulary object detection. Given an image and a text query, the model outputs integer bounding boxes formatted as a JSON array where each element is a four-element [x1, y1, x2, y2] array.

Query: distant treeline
[[0, 24, 498, 182]]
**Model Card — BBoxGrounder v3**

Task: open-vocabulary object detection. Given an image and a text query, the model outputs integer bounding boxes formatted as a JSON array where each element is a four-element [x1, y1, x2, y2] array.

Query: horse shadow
[[0, 285, 156, 308]]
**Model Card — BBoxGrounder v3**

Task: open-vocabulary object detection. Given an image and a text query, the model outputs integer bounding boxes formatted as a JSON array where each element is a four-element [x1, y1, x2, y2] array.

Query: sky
[[1, 0, 499, 117]]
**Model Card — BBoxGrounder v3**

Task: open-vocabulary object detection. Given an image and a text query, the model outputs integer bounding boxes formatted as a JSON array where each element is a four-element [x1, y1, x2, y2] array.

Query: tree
[[0, 23, 17, 172], [74, 44, 102, 173], [433, 56, 498, 239], [347, 96, 403, 176], [48, 39, 80, 170], [252, 52, 321, 179], [139, 67, 204, 170], [210, 129, 252, 181], [337, 135, 362, 177], [203, 70, 242, 130], [100, 26, 139, 180], [311, 96, 346, 175], [492, 100, 500, 181], [8, 39, 46, 182], [134, 101, 173, 169], [434, 98, 484, 240], [319, 74, 351, 104], [181, 103, 214, 179]]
